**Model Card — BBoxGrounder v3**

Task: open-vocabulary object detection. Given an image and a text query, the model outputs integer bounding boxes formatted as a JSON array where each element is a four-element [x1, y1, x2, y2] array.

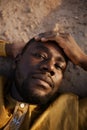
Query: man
[[0, 31, 87, 130]]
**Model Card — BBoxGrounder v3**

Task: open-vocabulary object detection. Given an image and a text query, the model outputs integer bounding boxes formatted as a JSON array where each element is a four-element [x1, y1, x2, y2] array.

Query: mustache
[[31, 72, 54, 89]]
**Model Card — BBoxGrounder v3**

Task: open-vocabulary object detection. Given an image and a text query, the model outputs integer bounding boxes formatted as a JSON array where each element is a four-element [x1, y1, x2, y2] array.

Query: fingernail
[[41, 38, 47, 42], [34, 36, 38, 39]]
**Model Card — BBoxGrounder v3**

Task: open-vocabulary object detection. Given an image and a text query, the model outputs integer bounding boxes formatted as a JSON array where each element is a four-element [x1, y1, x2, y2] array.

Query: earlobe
[[12, 54, 22, 70]]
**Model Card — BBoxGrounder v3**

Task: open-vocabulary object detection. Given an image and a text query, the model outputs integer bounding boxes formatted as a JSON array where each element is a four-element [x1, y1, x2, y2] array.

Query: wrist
[[5, 43, 13, 57], [6, 43, 24, 58]]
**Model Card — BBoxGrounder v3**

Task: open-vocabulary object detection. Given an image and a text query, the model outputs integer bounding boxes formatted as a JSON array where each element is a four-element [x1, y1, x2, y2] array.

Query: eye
[[55, 63, 62, 70], [32, 52, 47, 60]]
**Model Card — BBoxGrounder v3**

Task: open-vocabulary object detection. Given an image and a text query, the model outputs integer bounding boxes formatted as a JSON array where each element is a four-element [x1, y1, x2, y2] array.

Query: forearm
[[0, 40, 15, 77], [0, 57, 14, 77], [79, 53, 87, 71]]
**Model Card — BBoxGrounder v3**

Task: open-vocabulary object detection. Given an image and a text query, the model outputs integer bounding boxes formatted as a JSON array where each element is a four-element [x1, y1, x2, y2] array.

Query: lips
[[32, 73, 54, 89]]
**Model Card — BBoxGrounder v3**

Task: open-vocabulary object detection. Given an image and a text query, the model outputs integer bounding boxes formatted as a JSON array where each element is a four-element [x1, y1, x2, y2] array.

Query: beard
[[14, 76, 54, 105]]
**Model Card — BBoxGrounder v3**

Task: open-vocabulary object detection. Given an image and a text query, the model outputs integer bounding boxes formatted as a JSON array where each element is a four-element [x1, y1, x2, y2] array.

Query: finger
[[40, 37, 49, 42], [34, 35, 41, 41], [41, 32, 59, 42], [34, 33, 46, 41], [35, 31, 58, 41], [35, 36, 53, 42]]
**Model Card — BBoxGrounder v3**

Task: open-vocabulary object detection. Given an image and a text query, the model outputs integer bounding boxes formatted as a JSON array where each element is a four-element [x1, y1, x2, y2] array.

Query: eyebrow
[[35, 45, 49, 52], [56, 56, 66, 63]]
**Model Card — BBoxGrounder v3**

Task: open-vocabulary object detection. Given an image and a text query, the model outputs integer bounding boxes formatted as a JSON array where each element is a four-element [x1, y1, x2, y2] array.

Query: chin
[[15, 79, 53, 105], [22, 95, 50, 105], [20, 88, 52, 105]]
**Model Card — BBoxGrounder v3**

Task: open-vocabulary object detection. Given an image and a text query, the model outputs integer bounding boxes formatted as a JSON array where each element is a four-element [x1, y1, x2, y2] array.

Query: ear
[[12, 54, 22, 70], [15, 54, 22, 63]]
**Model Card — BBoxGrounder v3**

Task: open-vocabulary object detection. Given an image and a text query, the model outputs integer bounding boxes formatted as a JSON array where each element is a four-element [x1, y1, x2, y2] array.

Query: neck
[[10, 83, 24, 103]]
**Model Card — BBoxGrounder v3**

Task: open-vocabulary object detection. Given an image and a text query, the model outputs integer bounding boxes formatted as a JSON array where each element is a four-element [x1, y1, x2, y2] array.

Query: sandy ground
[[0, 0, 87, 97]]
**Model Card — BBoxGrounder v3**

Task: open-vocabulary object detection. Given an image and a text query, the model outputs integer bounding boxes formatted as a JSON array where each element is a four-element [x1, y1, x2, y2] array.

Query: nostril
[[40, 64, 55, 76], [50, 71, 54, 76]]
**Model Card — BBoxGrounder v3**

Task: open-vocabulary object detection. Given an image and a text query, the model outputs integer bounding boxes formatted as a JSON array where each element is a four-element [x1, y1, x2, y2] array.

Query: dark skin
[[35, 31, 87, 71], [0, 31, 87, 105], [2, 31, 87, 70], [2, 31, 87, 72], [11, 40, 67, 105]]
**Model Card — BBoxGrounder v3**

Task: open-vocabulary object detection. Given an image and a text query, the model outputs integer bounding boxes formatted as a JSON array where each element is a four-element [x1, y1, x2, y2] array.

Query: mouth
[[32, 74, 54, 89]]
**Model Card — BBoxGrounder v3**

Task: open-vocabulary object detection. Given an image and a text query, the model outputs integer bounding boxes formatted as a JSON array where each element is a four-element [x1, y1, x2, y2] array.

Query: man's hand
[[35, 31, 87, 70], [0, 39, 24, 58], [6, 43, 24, 58]]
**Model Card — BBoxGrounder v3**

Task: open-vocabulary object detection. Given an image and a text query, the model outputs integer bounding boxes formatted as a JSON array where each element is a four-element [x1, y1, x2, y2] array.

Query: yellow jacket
[[0, 41, 87, 130]]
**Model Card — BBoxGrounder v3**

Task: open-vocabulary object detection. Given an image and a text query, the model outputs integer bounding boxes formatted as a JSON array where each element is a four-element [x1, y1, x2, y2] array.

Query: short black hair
[[21, 38, 35, 55]]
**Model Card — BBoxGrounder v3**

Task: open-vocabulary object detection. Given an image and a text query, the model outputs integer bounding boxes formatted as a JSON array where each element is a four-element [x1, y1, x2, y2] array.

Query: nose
[[40, 60, 55, 76]]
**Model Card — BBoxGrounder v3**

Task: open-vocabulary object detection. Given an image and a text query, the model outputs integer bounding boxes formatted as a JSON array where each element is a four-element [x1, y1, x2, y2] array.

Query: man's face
[[15, 40, 67, 105]]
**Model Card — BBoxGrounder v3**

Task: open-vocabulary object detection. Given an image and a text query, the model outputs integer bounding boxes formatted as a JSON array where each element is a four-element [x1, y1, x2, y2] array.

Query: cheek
[[54, 72, 63, 89], [15, 64, 30, 87], [18, 60, 32, 77], [19, 57, 39, 74], [15, 59, 38, 87]]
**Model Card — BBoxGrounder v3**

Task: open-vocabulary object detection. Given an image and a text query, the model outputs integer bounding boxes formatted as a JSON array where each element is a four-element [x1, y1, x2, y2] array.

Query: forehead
[[23, 40, 66, 61]]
